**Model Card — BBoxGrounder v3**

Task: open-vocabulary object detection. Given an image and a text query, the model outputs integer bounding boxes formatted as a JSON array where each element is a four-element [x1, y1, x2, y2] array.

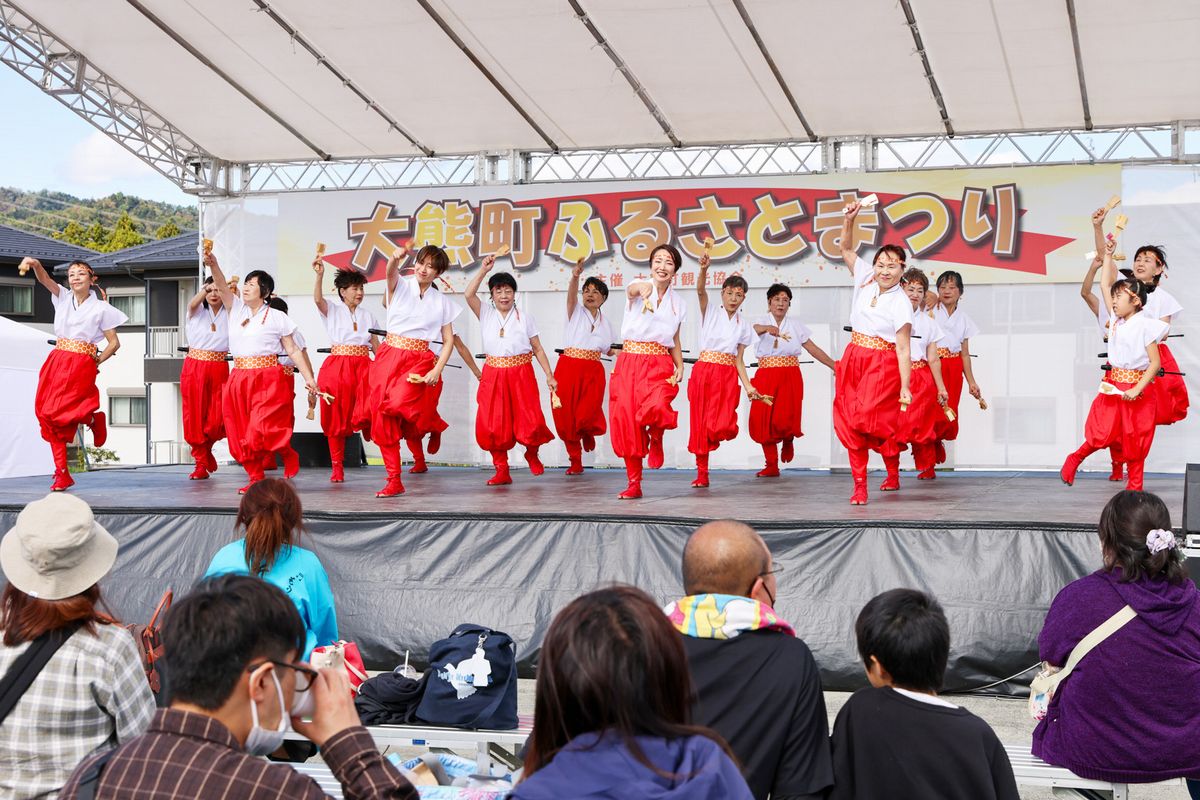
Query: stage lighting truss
[[2, 0, 1198, 199]]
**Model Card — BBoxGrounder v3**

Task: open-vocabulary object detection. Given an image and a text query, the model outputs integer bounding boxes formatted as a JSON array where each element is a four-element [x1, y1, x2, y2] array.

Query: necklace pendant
[[499, 328, 506, 338], [353, 321, 358, 332], [773, 339, 779, 350], [211, 322, 217, 332], [870, 296, 878, 308], [240, 318, 249, 327]]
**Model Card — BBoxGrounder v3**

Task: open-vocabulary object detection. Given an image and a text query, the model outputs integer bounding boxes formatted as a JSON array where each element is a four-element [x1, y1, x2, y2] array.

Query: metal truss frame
[[4, 0, 1198, 198], [0, 0, 222, 194]]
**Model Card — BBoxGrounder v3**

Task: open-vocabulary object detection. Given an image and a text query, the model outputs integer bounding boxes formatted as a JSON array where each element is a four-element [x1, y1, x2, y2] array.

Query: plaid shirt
[[0, 623, 154, 800], [60, 709, 418, 800]]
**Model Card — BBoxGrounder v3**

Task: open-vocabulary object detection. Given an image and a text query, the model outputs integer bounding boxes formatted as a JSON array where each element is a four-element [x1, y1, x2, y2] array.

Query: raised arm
[[802, 339, 836, 371], [696, 251, 711, 316], [312, 258, 328, 316], [464, 254, 496, 318], [839, 201, 862, 273], [20, 257, 60, 297], [1079, 256, 1103, 319], [566, 260, 583, 318], [1092, 205, 1108, 258], [385, 247, 405, 299], [1098, 238, 1118, 320], [187, 284, 208, 315], [203, 251, 236, 310], [530, 335, 558, 392]]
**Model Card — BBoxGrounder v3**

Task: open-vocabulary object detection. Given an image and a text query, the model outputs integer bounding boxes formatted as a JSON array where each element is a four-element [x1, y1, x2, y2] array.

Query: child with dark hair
[[1062, 239, 1165, 490], [313, 259, 379, 482], [465, 255, 556, 486], [930, 269, 984, 464], [1034, 490, 1200, 788], [749, 284, 835, 477], [367, 244, 460, 497], [204, 252, 318, 494], [688, 258, 758, 488], [898, 269, 949, 481], [553, 261, 613, 475], [829, 588, 1018, 800], [834, 201, 914, 504], [181, 274, 230, 480], [609, 243, 687, 499], [1082, 208, 1127, 480]]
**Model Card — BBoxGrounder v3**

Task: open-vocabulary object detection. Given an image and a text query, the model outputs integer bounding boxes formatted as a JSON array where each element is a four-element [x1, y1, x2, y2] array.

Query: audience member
[[829, 588, 1018, 800], [1034, 490, 1200, 792], [0, 492, 154, 799], [203, 479, 337, 659], [59, 574, 415, 799], [666, 519, 832, 800], [514, 585, 752, 800]]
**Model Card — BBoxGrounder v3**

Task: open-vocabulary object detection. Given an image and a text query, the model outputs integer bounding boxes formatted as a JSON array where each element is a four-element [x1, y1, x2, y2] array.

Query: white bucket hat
[[0, 493, 118, 600]]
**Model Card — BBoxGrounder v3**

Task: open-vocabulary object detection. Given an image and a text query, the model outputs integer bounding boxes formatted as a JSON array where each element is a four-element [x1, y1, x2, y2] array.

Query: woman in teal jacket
[[203, 478, 338, 660]]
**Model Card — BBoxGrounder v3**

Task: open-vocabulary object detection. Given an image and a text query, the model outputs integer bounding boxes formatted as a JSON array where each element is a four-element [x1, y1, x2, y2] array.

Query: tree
[[155, 221, 181, 239], [103, 212, 144, 252], [55, 220, 89, 246], [84, 222, 110, 251]]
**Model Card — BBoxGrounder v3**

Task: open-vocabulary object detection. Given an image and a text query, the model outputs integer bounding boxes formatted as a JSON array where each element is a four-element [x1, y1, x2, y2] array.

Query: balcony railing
[[147, 326, 184, 358]]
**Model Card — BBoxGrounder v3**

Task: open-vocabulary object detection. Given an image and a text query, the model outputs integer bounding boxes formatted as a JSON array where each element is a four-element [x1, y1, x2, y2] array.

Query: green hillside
[[0, 187, 198, 252]]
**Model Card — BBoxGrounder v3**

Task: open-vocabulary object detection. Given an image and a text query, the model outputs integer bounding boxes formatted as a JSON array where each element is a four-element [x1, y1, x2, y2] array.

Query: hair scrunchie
[[1146, 529, 1177, 554]]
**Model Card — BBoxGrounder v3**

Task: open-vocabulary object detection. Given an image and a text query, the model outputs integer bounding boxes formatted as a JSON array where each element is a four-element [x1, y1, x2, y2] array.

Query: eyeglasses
[[247, 660, 320, 692], [759, 565, 785, 578]]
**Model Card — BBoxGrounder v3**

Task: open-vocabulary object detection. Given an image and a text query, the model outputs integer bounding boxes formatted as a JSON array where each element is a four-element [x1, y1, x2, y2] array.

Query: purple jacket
[[1033, 567, 1200, 783], [510, 731, 753, 800]]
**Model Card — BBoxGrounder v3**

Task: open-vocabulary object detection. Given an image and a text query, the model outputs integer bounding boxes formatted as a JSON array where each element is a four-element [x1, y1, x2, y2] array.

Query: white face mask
[[244, 669, 290, 756]]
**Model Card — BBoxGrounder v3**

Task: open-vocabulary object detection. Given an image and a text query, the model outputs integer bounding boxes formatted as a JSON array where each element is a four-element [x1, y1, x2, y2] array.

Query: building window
[[0, 283, 33, 315], [109, 392, 147, 426], [107, 292, 146, 325]]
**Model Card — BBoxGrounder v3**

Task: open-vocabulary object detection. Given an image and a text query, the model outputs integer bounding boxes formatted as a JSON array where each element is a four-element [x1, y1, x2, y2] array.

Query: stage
[[0, 465, 1184, 693]]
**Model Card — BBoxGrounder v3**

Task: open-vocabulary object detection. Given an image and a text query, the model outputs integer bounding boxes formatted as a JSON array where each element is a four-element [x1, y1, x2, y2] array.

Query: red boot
[[692, 453, 710, 488], [756, 444, 780, 478], [780, 438, 795, 464], [525, 446, 545, 476], [238, 459, 265, 494], [406, 436, 427, 474], [89, 411, 107, 447], [1125, 460, 1145, 491], [50, 441, 73, 491], [262, 453, 278, 471], [376, 445, 405, 497], [849, 448, 869, 505], [935, 440, 947, 465], [618, 457, 643, 499], [282, 447, 300, 479], [880, 453, 901, 492], [1060, 444, 1096, 486], [914, 443, 936, 480], [189, 444, 209, 480], [487, 451, 512, 485], [564, 442, 584, 476], [427, 429, 442, 455], [1109, 460, 1124, 482], [647, 430, 665, 470], [329, 436, 345, 483], [581, 433, 596, 453], [204, 445, 218, 474]]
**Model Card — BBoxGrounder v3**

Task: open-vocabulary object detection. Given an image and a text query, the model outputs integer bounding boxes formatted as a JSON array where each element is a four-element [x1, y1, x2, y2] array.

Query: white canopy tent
[[2, 0, 1198, 193]]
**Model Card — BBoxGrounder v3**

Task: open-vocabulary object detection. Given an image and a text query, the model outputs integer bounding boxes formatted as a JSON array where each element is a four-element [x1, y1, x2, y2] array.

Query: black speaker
[[1182, 464, 1200, 589], [263, 433, 368, 469]]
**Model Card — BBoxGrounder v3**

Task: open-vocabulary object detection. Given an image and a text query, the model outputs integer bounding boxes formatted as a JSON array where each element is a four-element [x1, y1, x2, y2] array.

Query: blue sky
[[0, 65, 195, 207]]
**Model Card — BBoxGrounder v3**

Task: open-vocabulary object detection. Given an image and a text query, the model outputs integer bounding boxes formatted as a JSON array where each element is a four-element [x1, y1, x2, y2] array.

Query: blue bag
[[416, 624, 518, 730]]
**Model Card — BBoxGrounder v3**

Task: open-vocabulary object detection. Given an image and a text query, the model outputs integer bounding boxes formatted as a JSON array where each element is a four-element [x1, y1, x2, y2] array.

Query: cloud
[[60, 130, 158, 185], [1125, 172, 1200, 206]]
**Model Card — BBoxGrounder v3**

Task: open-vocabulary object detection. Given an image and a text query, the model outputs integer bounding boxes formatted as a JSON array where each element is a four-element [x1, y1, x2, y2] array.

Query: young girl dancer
[[22, 257, 124, 491], [1062, 240, 1165, 491], [313, 260, 380, 482], [465, 257, 556, 485], [609, 244, 687, 499], [749, 283, 836, 477], [835, 201, 913, 504], [688, 260, 757, 488], [552, 261, 613, 476], [898, 269, 949, 480], [205, 251, 317, 493], [1083, 210, 1124, 480], [367, 245, 459, 498], [931, 270, 984, 463], [1092, 205, 1189, 426], [181, 275, 230, 480]]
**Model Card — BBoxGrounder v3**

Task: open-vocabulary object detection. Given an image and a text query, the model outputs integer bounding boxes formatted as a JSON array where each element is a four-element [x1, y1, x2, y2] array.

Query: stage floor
[[0, 464, 1182, 528]]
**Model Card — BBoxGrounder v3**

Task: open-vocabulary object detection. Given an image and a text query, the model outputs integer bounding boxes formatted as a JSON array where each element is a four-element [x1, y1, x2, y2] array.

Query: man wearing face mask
[[60, 575, 416, 799], [663, 520, 833, 800]]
